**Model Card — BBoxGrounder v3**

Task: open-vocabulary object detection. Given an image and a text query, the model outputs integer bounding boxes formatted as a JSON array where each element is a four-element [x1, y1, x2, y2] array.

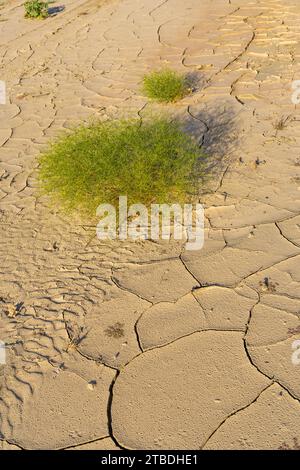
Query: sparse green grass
[[142, 69, 188, 103], [38, 118, 206, 218], [24, 0, 49, 19]]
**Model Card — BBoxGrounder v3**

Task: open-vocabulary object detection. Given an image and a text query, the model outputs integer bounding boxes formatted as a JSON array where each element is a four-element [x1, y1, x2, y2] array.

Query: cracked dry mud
[[0, 0, 300, 450]]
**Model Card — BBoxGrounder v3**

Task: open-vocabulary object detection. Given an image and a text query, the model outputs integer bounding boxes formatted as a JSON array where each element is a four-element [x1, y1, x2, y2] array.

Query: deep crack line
[[243, 292, 300, 404], [201, 381, 274, 449], [149, 0, 169, 20], [275, 221, 300, 250]]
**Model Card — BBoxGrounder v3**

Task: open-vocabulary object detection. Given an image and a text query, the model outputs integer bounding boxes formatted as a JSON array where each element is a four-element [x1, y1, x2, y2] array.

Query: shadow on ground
[[185, 71, 207, 94], [48, 5, 65, 16], [183, 101, 239, 187]]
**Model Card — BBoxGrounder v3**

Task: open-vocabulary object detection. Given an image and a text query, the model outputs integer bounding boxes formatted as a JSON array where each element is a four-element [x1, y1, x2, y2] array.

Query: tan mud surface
[[0, 0, 300, 450]]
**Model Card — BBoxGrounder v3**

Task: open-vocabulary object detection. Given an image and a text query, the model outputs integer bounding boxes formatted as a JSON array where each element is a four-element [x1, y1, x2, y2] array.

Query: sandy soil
[[0, 0, 300, 450]]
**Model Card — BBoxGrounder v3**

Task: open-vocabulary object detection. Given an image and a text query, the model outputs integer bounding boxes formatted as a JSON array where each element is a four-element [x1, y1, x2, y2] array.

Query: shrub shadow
[[185, 71, 207, 93], [48, 5, 65, 16], [183, 101, 239, 186]]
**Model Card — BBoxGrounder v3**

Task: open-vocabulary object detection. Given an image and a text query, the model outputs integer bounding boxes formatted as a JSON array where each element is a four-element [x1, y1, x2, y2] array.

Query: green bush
[[38, 118, 206, 218], [142, 69, 188, 103], [24, 0, 49, 19]]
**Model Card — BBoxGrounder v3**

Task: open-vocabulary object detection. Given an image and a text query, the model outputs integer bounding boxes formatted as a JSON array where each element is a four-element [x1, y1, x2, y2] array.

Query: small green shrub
[[24, 0, 49, 19], [38, 118, 206, 218], [142, 69, 188, 103]]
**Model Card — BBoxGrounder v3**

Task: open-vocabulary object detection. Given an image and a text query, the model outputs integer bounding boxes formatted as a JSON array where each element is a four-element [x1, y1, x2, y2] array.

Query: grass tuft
[[38, 118, 207, 218], [24, 0, 49, 19], [142, 69, 188, 103]]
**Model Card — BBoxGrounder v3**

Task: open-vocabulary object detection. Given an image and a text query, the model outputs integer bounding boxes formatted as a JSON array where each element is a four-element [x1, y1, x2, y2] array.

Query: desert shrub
[[142, 69, 188, 103], [24, 0, 49, 19], [38, 118, 207, 218]]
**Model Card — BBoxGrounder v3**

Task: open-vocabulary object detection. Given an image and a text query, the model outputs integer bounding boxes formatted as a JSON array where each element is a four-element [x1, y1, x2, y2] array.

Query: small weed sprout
[[273, 115, 292, 131], [142, 69, 189, 103], [105, 322, 125, 338], [24, 0, 49, 19], [66, 324, 89, 351]]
